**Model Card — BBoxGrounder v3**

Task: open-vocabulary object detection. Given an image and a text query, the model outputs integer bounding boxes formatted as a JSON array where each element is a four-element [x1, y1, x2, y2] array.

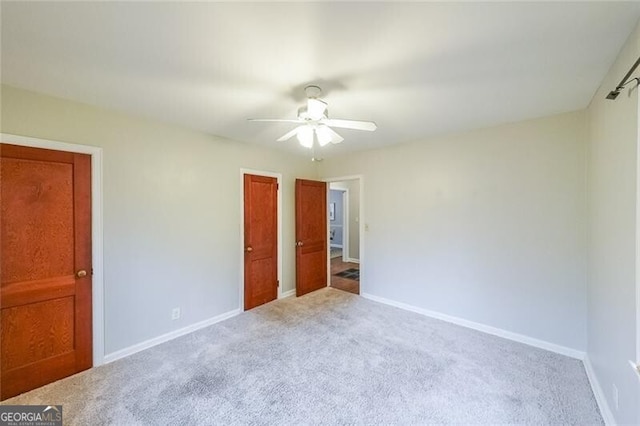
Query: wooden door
[[243, 174, 278, 310], [1, 143, 92, 400], [295, 179, 327, 296]]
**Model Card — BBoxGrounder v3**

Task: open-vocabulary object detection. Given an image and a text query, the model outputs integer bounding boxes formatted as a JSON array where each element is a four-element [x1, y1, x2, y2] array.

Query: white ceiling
[[2, 2, 639, 157]]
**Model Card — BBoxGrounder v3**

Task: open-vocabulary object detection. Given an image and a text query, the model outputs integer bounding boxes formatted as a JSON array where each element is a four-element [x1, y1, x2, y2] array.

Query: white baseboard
[[280, 289, 296, 298], [330, 244, 343, 249], [584, 356, 615, 425], [346, 258, 360, 264], [361, 293, 585, 360], [104, 308, 241, 364]]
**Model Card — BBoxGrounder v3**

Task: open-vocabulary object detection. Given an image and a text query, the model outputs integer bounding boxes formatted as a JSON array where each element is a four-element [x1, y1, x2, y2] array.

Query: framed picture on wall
[[329, 202, 335, 221]]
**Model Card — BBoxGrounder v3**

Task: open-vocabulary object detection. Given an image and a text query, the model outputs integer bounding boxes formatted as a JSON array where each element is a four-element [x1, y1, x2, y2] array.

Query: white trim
[[239, 169, 283, 311], [585, 356, 616, 425], [361, 292, 586, 360], [324, 176, 364, 293], [330, 244, 343, 249], [346, 258, 360, 264], [104, 308, 240, 364], [1, 133, 105, 367], [280, 289, 296, 299]]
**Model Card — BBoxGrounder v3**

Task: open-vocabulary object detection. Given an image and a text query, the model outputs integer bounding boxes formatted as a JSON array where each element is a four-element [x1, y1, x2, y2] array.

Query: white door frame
[[323, 175, 364, 293], [239, 169, 283, 311], [1, 133, 105, 366]]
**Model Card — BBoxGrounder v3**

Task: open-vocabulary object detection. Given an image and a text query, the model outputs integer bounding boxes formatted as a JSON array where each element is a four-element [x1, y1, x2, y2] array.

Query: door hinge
[[277, 183, 280, 190], [277, 280, 280, 287]]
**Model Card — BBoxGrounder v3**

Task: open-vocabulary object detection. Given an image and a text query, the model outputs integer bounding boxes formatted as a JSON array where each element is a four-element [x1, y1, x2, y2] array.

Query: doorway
[[329, 188, 348, 262], [327, 178, 362, 295], [1, 134, 104, 370]]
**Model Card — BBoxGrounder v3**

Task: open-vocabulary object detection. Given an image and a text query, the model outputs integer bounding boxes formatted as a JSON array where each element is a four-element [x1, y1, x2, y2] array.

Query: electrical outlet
[[612, 384, 619, 411], [171, 307, 181, 320]]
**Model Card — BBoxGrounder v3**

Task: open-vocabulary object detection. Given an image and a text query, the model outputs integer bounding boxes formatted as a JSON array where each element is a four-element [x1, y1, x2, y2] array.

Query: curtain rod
[[606, 56, 640, 100]]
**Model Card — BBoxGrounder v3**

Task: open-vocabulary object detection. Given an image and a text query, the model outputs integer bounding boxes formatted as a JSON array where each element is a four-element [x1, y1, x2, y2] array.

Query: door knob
[[76, 270, 87, 278], [296, 241, 303, 247], [245, 246, 253, 252]]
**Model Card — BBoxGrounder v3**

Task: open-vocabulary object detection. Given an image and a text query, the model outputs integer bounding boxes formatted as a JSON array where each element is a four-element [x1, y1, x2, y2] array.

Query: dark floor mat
[[334, 268, 359, 281]]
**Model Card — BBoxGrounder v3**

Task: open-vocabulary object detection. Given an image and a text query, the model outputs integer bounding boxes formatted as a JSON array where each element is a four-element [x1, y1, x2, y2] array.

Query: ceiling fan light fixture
[[316, 126, 332, 146], [307, 98, 328, 120], [297, 125, 314, 148]]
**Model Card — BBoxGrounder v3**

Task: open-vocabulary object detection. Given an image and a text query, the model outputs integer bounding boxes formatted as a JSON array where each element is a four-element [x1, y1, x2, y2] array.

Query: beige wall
[[586, 21, 640, 425], [0, 85, 317, 355], [320, 111, 588, 352]]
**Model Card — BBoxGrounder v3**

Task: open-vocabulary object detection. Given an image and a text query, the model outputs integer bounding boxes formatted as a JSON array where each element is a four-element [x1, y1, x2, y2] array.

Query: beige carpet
[[3, 288, 602, 425]]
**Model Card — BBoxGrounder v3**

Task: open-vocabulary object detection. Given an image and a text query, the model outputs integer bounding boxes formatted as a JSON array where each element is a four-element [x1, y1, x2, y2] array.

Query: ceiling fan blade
[[323, 119, 377, 131], [307, 98, 328, 120], [248, 118, 303, 123], [276, 127, 302, 142], [326, 127, 344, 144]]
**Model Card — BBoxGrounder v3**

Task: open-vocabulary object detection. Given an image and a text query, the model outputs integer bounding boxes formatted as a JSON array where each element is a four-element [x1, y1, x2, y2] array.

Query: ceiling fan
[[249, 85, 377, 148]]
